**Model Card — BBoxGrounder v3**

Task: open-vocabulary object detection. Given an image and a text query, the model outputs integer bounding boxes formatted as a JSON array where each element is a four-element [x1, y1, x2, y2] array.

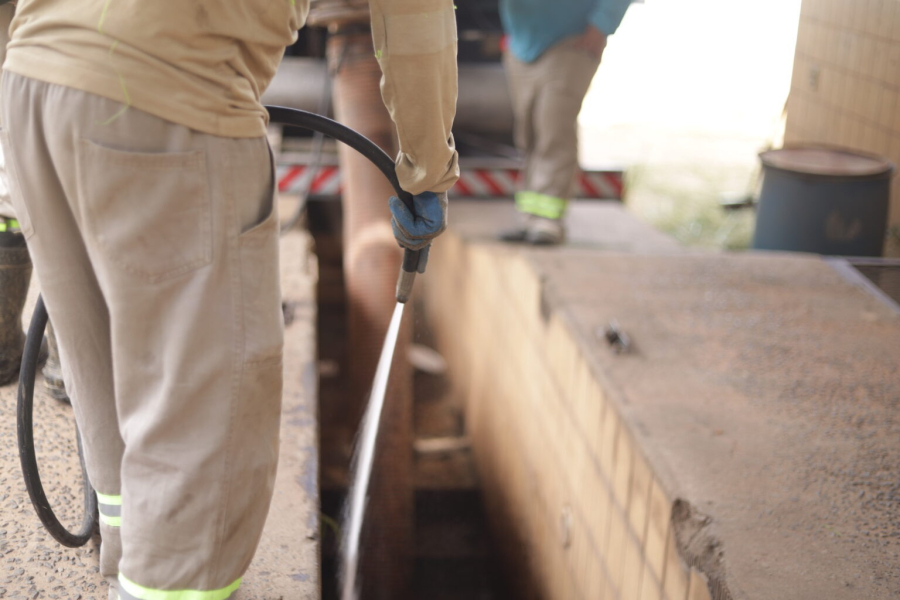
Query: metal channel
[[828, 257, 900, 315]]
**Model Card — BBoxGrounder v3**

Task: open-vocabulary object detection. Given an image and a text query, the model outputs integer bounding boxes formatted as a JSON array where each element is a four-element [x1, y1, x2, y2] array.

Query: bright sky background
[[580, 0, 803, 166]]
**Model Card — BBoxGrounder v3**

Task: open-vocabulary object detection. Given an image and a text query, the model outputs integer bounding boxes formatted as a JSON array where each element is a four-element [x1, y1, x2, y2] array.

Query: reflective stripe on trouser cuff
[[515, 191, 567, 220], [0, 218, 19, 232], [97, 492, 122, 527], [118, 575, 242, 600]]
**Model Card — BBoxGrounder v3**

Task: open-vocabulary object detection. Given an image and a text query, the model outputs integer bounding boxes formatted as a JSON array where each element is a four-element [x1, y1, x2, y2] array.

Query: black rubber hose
[[266, 106, 422, 278], [277, 80, 333, 236], [17, 296, 98, 548], [267, 106, 414, 207], [18, 106, 422, 547]]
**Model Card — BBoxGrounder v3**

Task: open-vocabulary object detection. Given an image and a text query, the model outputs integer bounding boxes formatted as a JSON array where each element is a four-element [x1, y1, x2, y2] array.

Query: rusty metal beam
[[325, 26, 414, 600]]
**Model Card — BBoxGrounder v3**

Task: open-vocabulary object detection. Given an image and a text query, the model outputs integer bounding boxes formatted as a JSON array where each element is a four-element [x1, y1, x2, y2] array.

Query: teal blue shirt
[[500, 0, 633, 63]]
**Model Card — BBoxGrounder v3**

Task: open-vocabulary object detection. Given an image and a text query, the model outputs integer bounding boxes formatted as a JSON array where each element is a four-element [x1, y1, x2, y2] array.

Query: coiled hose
[[17, 295, 96, 547], [17, 106, 418, 547]]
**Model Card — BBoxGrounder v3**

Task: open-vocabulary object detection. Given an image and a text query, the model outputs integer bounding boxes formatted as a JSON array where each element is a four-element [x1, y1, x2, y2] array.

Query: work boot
[[497, 212, 532, 243], [498, 215, 566, 246], [526, 216, 566, 245], [0, 228, 31, 386], [43, 321, 70, 403]]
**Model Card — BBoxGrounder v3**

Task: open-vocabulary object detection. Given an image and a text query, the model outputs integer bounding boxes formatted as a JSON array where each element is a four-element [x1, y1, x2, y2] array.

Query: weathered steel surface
[[326, 31, 414, 600], [424, 199, 900, 600]]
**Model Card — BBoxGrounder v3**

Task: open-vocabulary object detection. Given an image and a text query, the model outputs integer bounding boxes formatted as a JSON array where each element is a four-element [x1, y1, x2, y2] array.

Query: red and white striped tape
[[577, 171, 625, 200], [276, 165, 624, 200], [276, 165, 342, 196]]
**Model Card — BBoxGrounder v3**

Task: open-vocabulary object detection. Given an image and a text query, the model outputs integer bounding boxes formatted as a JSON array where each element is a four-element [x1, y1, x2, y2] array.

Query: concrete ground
[[0, 230, 319, 599], [454, 199, 684, 254]]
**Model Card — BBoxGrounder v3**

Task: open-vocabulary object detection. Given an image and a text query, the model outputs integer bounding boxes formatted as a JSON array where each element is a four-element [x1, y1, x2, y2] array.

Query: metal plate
[[829, 258, 900, 314], [852, 262, 900, 305]]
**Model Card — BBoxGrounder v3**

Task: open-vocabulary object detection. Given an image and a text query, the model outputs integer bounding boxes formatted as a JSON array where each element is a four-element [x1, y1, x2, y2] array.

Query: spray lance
[[16, 106, 425, 549], [396, 247, 422, 303]]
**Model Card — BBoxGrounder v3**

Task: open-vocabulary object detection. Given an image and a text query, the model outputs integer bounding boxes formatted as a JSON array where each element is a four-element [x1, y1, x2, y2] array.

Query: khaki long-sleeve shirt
[[3, 0, 459, 194]]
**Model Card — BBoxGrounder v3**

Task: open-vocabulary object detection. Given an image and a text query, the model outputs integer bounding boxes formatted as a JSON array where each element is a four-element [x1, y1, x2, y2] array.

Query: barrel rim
[[760, 144, 896, 180]]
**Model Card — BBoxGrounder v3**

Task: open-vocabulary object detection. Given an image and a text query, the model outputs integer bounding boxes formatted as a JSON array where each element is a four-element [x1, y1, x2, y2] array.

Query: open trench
[[309, 195, 510, 600], [303, 8, 512, 596]]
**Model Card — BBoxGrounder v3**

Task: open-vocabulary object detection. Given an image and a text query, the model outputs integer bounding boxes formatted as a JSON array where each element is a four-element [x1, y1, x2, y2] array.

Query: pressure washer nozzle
[[395, 248, 422, 304], [395, 268, 416, 304]]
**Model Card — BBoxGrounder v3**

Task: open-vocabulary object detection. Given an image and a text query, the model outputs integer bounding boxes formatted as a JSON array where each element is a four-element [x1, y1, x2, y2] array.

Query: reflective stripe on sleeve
[[97, 492, 122, 527], [118, 575, 242, 600], [515, 191, 568, 220]]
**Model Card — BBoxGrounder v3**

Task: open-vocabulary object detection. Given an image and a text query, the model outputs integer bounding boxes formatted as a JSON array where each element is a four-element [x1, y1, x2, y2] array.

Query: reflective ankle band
[[97, 492, 122, 527], [0, 218, 20, 232], [118, 575, 242, 600], [515, 191, 567, 220]]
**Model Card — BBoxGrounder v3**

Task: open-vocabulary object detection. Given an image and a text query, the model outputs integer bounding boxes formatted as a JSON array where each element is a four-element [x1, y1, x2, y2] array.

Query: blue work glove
[[389, 190, 448, 253]]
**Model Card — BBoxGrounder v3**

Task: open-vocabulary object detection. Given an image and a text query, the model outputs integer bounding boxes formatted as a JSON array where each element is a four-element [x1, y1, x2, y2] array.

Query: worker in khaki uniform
[[0, 0, 29, 386], [0, 0, 458, 598], [499, 0, 632, 245]]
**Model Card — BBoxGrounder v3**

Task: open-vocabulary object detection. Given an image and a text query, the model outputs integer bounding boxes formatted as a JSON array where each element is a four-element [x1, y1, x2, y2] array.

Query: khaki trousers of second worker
[[0, 3, 15, 220], [0, 73, 283, 600], [504, 39, 601, 218]]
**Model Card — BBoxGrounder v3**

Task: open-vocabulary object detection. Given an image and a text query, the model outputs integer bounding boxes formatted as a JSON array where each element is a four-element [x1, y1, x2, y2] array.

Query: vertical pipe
[[327, 30, 413, 600]]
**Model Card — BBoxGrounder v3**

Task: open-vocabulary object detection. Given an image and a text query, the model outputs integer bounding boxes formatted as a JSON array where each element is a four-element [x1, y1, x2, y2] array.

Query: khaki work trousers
[[504, 39, 601, 219], [0, 3, 14, 220], [0, 73, 284, 600]]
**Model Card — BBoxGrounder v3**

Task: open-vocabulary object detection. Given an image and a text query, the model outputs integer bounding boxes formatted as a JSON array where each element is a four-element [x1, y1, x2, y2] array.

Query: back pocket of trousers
[[239, 200, 283, 368], [77, 138, 212, 282]]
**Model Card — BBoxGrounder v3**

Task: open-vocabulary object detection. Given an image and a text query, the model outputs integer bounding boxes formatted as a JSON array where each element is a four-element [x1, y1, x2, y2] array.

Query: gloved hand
[[388, 190, 448, 252]]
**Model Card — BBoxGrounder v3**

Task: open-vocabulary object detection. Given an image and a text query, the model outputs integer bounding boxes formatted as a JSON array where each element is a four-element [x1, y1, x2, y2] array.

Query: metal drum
[[753, 146, 895, 256]]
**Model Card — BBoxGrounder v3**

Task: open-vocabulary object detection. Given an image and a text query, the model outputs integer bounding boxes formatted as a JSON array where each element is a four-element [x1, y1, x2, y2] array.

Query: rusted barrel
[[753, 146, 895, 256]]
